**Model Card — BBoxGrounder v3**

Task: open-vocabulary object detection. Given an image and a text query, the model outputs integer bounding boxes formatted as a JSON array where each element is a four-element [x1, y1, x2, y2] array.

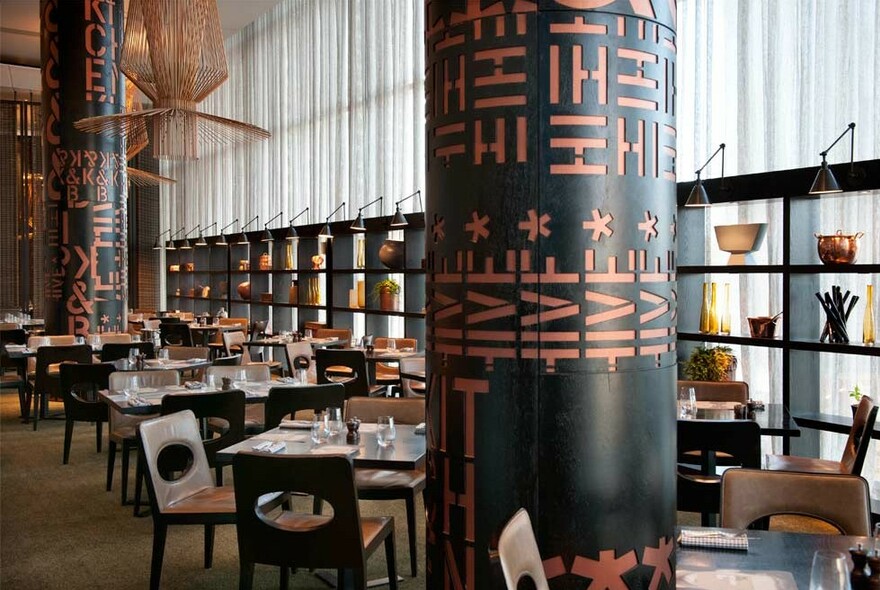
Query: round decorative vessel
[[379, 239, 405, 270], [815, 230, 863, 265], [714, 223, 768, 265], [237, 281, 251, 300]]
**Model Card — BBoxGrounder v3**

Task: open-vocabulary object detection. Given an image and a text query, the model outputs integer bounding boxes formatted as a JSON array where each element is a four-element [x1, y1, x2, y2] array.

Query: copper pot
[[815, 230, 863, 265]]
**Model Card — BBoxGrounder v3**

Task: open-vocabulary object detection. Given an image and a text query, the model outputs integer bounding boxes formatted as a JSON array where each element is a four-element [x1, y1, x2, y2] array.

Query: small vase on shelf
[[864, 284, 875, 346], [284, 243, 294, 270], [708, 282, 719, 335], [720, 283, 731, 335], [699, 282, 710, 334]]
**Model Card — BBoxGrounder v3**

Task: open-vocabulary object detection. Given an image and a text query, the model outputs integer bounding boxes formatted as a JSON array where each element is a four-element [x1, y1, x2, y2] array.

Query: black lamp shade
[[216, 233, 228, 247], [234, 232, 249, 245], [685, 178, 711, 207], [195, 234, 208, 247], [152, 239, 162, 250], [350, 212, 366, 232], [286, 226, 298, 241], [390, 207, 408, 227], [260, 229, 273, 242], [319, 222, 333, 239], [179, 239, 193, 250], [809, 162, 842, 194], [166, 240, 177, 251]]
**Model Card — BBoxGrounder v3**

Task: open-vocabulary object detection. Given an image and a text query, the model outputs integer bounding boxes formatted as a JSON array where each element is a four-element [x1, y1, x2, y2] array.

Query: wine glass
[[809, 550, 851, 590]]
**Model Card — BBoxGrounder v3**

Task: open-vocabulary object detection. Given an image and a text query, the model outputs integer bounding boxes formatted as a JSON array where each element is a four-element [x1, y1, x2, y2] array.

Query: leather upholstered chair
[[316, 348, 383, 398], [398, 357, 425, 398], [765, 395, 877, 476], [677, 379, 749, 403], [137, 410, 238, 590], [159, 322, 193, 347], [498, 508, 550, 590], [100, 341, 155, 362], [233, 453, 398, 590], [372, 337, 418, 386], [59, 362, 114, 464], [345, 397, 426, 577], [284, 341, 315, 383], [205, 364, 270, 435], [264, 383, 346, 430], [721, 469, 871, 536], [313, 327, 352, 343], [30, 343, 92, 430]]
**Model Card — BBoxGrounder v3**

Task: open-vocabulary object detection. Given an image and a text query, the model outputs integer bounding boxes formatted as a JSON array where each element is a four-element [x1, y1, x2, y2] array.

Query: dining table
[[692, 401, 800, 440], [98, 379, 285, 415]]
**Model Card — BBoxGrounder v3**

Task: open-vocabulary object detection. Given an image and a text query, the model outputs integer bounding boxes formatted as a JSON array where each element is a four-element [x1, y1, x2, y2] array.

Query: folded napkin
[[5, 344, 26, 351], [414, 422, 426, 435], [187, 358, 205, 363], [679, 529, 749, 551], [127, 395, 152, 407], [309, 445, 358, 456], [279, 419, 313, 430], [184, 381, 205, 390], [252, 441, 286, 454]]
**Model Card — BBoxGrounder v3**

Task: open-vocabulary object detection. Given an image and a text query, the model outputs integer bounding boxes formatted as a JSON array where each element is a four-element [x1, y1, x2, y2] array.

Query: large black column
[[425, 1, 677, 588], [41, 0, 127, 335]]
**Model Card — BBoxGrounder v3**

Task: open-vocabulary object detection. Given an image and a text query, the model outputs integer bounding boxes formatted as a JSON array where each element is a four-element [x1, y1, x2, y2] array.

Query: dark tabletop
[[794, 411, 880, 440], [692, 402, 799, 438]]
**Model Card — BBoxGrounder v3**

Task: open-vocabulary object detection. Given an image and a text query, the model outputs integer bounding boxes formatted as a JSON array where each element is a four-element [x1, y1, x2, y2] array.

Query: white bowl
[[714, 223, 768, 265]]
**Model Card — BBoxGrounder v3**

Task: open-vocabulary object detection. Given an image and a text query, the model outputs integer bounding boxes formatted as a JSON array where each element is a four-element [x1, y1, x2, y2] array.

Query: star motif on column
[[570, 549, 638, 589], [465, 210, 490, 243], [432, 214, 446, 243], [583, 209, 614, 242], [638, 210, 659, 242], [519, 209, 550, 242], [642, 536, 674, 590], [100, 314, 110, 324], [669, 214, 677, 241]]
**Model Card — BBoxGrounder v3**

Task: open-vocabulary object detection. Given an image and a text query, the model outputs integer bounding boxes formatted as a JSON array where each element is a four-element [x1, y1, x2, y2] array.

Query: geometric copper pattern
[[426, 1, 677, 588]]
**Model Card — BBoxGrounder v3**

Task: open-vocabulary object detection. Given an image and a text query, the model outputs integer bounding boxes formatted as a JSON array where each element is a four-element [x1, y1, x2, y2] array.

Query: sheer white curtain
[[678, 0, 879, 479], [158, 0, 424, 251]]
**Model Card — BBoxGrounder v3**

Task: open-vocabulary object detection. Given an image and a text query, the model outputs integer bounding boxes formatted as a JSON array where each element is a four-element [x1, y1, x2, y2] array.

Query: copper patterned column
[[41, 0, 127, 335], [425, 1, 677, 588]]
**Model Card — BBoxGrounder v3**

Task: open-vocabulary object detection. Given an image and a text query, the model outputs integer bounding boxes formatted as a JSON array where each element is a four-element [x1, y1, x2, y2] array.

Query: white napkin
[[679, 529, 749, 551], [279, 419, 312, 430], [252, 441, 286, 453], [308, 445, 357, 456]]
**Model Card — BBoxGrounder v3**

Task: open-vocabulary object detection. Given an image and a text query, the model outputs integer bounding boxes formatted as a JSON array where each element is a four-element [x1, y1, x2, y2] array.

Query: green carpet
[[0, 391, 426, 589]]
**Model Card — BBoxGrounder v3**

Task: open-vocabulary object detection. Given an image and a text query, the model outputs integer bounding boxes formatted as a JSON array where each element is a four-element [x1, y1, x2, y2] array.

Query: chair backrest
[[315, 349, 370, 398], [143, 319, 161, 330], [842, 395, 878, 475], [138, 410, 216, 513], [399, 357, 426, 398], [109, 369, 179, 390], [1, 328, 27, 369], [284, 341, 315, 383], [677, 380, 749, 403], [206, 364, 270, 383], [265, 383, 346, 429], [314, 328, 352, 343], [222, 330, 251, 362], [345, 397, 424, 425], [164, 346, 210, 360], [100, 341, 156, 362], [161, 389, 246, 468], [28, 335, 76, 348], [498, 509, 550, 590], [96, 333, 132, 345], [373, 337, 418, 351], [677, 419, 761, 515], [249, 320, 267, 339], [213, 318, 248, 343], [59, 362, 114, 419], [233, 454, 367, 571], [159, 323, 193, 347], [721, 469, 872, 536], [34, 344, 93, 399], [212, 354, 242, 366]]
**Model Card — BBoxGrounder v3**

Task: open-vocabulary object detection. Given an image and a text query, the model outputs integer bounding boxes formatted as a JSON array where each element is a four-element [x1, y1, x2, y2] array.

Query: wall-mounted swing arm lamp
[[164, 227, 185, 250], [390, 190, 422, 227], [179, 225, 201, 250], [685, 144, 726, 207], [350, 196, 384, 232], [261, 211, 283, 242], [235, 215, 260, 245], [286, 207, 310, 240], [152, 228, 173, 250], [809, 122, 856, 195], [195, 222, 217, 247], [215, 219, 238, 247], [319, 202, 346, 239]]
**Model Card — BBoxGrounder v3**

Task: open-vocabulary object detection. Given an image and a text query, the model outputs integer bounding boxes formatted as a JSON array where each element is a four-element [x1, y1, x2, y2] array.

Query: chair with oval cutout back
[[498, 508, 550, 590], [59, 362, 114, 464], [316, 348, 384, 398], [206, 364, 270, 435]]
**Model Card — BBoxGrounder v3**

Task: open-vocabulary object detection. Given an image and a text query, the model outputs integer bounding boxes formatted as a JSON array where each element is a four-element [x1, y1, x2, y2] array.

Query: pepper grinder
[[849, 544, 868, 590], [346, 417, 361, 444], [866, 553, 880, 590]]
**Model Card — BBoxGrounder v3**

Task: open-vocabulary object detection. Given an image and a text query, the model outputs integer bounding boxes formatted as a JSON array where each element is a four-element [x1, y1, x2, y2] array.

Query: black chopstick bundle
[[816, 285, 858, 343]]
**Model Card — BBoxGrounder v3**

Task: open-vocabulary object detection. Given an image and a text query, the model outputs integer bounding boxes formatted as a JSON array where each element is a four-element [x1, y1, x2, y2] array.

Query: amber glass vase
[[720, 282, 731, 335], [699, 282, 710, 333], [707, 282, 719, 334], [864, 284, 875, 345]]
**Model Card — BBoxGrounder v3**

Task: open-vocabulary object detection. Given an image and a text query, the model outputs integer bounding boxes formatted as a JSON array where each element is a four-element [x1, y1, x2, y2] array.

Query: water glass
[[75, 335, 86, 345], [678, 386, 697, 419], [387, 339, 396, 352], [131, 334, 141, 343], [158, 348, 170, 361], [128, 347, 139, 364], [377, 415, 396, 447], [809, 550, 850, 590], [311, 412, 329, 444], [295, 368, 308, 385], [326, 407, 343, 436]]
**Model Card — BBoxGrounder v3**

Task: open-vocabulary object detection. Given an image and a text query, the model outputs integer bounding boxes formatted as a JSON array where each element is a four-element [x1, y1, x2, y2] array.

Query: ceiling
[[0, 0, 284, 72]]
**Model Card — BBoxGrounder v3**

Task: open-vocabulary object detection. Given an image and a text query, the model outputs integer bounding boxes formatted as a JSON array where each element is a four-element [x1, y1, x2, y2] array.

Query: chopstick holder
[[678, 529, 749, 551]]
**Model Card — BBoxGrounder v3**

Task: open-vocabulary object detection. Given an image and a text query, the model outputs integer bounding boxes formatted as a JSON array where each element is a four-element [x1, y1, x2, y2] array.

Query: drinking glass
[[387, 339, 396, 352], [678, 386, 696, 419], [74, 335, 85, 345], [311, 412, 328, 444], [158, 348, 170, 361], [305, 328, 313, 339], [326, 407, 343, 436], [131, 334, 141, 343], [128, 347, 139, 366], [377, 416, 396, 447], [809, 550, 850, 590]]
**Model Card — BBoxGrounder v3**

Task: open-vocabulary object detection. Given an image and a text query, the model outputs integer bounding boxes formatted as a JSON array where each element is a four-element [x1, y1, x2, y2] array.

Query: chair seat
[[355, 469, 426, 490], [163, 485, 236, 515], [764, 454, 847, 474], [272, 512, 391, 551]]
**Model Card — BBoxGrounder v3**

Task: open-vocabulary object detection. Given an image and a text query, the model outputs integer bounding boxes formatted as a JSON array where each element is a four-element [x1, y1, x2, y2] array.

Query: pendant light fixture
[[319, 203, 346, 239], [390, 190, 422, 227], [236, 216, 259, 245], [286, 207, 310, 241], [262, 212, 283, 242], [152, 228, 173, 250], [809, 123, 856, 195], [195, 222, 216, 247], [215, 219, 239, 247], [179, 225, 200, 250], [685, 144, 725, 207], [165, 227, 185, 250], [350, 196, 383, 232]]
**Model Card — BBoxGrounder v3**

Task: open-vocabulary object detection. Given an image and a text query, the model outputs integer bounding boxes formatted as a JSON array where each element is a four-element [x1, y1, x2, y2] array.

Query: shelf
[[677, 265, 783, 274], [677, 332, 785, 349], [789, 264, 880, 274], [330, 305, 425, 319], [788, 339, 880, 357], [332, 268, 425, 274], [170, 296, 228, 302]]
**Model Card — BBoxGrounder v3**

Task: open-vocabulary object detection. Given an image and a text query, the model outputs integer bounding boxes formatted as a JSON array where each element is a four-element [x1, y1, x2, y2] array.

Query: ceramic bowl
[[379, 239, 405, 269], [714, 223, 768, 265]]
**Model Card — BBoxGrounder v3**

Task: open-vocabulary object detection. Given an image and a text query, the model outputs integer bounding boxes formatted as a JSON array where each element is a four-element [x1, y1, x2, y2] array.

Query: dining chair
[[765, 395, 877, 476], [161, 389, 246, 485], [721, 469, 872, 535], [164, 345, 210, 380], [233, 453, 398, 590], [96, 333, 132, 345], [206, 364, 271, 434], [677, 419, 761, 526], [264, 383, 346, 429], [107, 369, 178, 508], [344, 396, 425, 577], [314, 327, 352, 343], [372, 337, 418, 387], [316, 348, 383, 398], [59, 362, 114, 464], [137, 410, 238, 590], [100, 341, 156, 362], [398, 356, 425, 398], [283, 341, 315, 382], [677, 379, 749, 403], [1, 328, 27, 416], [159, 323, 193, 347], [211, 353, 242, 366], [221, 330, 279, 369], [143, 319, 161, 331], [30, 343, 93, 431], [498, 508, 550, 590], [26, 334, 76, 374]]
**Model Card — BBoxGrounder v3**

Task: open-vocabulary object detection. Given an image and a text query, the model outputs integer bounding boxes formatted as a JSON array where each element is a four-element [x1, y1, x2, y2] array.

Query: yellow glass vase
[[708, 282, 719, 335], [720, 283, 731, 335], [699, 282, 710, 334], [864, 284, 875, 345]]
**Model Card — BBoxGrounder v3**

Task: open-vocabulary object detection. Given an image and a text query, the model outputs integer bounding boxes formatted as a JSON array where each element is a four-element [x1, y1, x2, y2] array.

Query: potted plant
[[372, 278, 400, 311], [849, 384, 863, 416], [683, 345, 738, 382]]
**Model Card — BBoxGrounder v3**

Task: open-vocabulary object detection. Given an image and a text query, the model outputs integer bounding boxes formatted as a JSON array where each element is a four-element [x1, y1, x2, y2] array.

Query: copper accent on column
[[425, 1, 677, 588], [41, 0, 127, 335]]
